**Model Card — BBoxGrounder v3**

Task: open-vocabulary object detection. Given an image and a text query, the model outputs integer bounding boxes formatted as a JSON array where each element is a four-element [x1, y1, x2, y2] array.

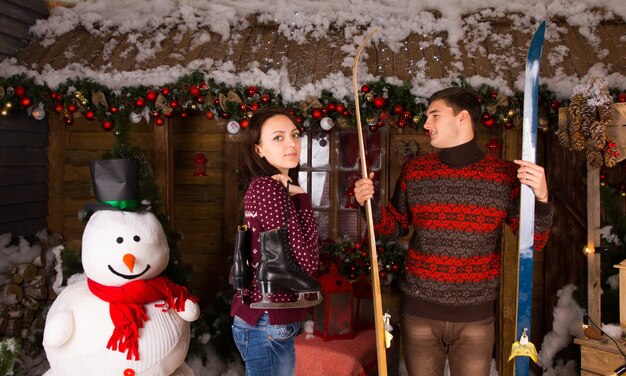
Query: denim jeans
[[232, 313, 300, 376], [402, 314, 495, 376]]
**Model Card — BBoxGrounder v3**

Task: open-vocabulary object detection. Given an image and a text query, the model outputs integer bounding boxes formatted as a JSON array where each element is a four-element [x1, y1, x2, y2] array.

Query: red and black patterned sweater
[[373, 139, 553, 322]]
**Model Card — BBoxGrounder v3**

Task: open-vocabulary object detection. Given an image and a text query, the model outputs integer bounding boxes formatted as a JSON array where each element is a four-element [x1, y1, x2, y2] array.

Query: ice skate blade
[[250, 292, 323, 309]]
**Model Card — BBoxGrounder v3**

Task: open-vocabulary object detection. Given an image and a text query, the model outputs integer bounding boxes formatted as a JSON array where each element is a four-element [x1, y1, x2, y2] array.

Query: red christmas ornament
[[477, 95, 484, 104], [220, 112, 231, 119], [490, 90, 498, 99], [397, 119, 406, 128], [618, 93, 626, 103], [336, 103, 346, 113], [250, 102, 260, 111], [181, 111, 188, 118], [85, 110, 95, 120], [369, 125, 378, 132], [342, 110, 349, 117], [486, 137, 501, 156], [392, 104, 404, 115], [164, 111, 173, 118], [246, 86, 258, 97], [483, 117, 495, 128], [110, 106, 119, 114], [261, 93, 271, 104], [20, 97, 32, 107], [240, 118, 250, 128], [205, 111, 214, 120], [372, 96, 385, 109], [240, 103, 248, 112], [155, 117, 165, 126], [64, 116, 73, 126], [328, 103, 337, 112], [54, 104, 63, 113], [379, 110, 389, 120], [102, 119, 114, 131], [213, 98, 220, 106], [288, 109, 296, 116], [504, 121, 514, 129], [189, 85, 200, 97], [296, 115, 304, 124], [146, 91, 158, 101], [361, 84, 370, 93], [196, 96, 204, 104], [14, 86, 26, 97], [135, 97, 146, 107], [161, 87, 170, 95], [67, 103, 78, 113], [402, 111, 412, 120], [550, 99, 560, 110], [169, 100, 178, 108], [311, 108, 323, 120]]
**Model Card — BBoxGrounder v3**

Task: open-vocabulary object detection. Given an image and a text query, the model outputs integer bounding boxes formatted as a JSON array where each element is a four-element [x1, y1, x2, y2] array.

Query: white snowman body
[[43, 210, 200, 376]]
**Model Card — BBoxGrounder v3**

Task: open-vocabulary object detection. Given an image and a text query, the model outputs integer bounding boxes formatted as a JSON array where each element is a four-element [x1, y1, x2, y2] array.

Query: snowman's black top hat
[[84, 158, 150, 212]]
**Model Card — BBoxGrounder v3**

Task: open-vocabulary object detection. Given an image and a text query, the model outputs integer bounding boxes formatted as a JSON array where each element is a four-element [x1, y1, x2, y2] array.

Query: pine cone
[[598, 102, 613, 125], [586, 147, 603, 169], [556, 127, 571, 149], [579, 105, 595, 137], [590, 120, 607, 149], [569, 129, 586, 151]]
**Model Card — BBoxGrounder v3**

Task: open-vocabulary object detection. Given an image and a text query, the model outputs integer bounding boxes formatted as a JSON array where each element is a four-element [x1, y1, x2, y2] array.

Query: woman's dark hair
[[429, 87, 482, 131], [241, 106, 301, 185]]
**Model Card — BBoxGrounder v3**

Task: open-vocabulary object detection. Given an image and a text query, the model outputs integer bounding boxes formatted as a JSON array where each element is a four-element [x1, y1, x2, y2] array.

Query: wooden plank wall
[[0, 0, 48, 60], [0, 114, 48, 239], [47, 116, 153, 242], [171, 115, 230, 303]]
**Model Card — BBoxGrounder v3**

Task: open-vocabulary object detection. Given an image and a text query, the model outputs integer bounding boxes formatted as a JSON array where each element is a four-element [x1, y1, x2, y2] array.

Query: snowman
[[43, 159, 200, 376]]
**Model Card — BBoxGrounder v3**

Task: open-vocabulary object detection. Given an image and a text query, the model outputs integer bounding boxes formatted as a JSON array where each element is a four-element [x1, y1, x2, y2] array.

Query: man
[[354, 87, 552, 376]]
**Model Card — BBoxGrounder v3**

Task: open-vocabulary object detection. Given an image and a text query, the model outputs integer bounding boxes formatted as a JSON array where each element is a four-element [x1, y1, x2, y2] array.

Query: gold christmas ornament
[[412, 115, 421, 123], [365, 93, 374, 101]]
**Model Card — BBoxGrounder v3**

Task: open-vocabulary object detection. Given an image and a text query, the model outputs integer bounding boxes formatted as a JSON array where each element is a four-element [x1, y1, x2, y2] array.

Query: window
[[299, 128, 387, 241]]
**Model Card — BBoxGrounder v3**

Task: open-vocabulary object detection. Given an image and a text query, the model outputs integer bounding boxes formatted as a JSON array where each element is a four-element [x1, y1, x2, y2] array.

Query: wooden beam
[[586, 168, 601, 325], [152, 119, 174, 229]]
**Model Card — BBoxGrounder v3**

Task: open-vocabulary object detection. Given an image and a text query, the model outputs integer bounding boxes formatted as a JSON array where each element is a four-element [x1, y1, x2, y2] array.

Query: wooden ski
[[352, 28, 387, 376], [509, 20, 546, 376]]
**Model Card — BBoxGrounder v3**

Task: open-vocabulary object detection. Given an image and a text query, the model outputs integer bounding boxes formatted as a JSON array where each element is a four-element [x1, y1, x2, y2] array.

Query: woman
[[231, 107, 320, 376]]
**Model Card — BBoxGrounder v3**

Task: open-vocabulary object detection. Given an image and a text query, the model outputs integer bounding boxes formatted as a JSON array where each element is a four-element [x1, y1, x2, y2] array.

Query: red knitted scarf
[[87, 276, 199, 360]]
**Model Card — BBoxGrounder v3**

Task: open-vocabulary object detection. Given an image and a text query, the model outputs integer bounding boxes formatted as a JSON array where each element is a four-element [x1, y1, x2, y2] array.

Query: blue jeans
[[232, 313, 300, 376]]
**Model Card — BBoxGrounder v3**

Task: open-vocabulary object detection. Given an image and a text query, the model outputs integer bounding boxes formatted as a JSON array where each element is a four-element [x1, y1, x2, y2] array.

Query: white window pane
[[312, 131, 330, 169], [311, 171, 329, 208], [299, 133, 308, 167], [315, 211, 329, 240]]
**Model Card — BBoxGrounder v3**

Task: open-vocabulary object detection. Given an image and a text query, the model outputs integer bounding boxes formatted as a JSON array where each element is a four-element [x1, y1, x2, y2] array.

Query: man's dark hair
[[429, 87, 482, 130]]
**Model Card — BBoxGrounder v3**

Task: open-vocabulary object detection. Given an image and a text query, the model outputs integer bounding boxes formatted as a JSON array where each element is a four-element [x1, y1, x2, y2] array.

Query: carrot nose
[[123, 253, 135, 273]]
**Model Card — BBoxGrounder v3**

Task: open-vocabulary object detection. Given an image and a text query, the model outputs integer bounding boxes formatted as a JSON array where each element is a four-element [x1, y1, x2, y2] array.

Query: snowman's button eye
[[133, 235, 140, 242], [116, 237, 124, 244]]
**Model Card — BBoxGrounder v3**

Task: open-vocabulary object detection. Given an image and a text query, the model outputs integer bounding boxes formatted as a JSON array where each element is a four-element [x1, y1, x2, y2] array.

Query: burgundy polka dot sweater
[[373, 139, 553, 322], [230, 176, 319, 325]]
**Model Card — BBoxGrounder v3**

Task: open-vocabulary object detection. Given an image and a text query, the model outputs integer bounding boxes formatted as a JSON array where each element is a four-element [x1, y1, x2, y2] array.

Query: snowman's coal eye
[[116, 237, 124, 244], [133, 235, 140, 242]]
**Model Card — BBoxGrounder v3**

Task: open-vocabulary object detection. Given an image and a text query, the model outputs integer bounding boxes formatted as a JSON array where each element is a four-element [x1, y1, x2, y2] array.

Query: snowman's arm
[[176, 298, 200, 322], [42, 310, 74, 348]]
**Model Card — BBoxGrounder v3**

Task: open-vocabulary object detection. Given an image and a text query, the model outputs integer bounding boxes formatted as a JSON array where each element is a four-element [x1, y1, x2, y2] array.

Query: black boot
[[256, 228, 321, 295], [232, 225, 251, 291]]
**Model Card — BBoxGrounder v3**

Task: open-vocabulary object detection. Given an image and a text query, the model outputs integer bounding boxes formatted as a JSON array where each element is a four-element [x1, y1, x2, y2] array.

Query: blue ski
[[508, 20, 546, 376]]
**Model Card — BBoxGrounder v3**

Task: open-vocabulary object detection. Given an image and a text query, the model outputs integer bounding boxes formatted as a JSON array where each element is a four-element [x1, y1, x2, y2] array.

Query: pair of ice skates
[[233, 226, 322, 309]]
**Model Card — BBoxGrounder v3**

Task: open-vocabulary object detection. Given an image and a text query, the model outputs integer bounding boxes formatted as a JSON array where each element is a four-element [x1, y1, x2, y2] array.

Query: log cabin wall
[[0, 0, 49, 239], [0, 114, 49, 239]]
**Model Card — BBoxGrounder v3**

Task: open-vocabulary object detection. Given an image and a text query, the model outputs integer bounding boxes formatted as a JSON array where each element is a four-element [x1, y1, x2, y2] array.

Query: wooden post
[[152, 118, 174, 229], [586, 168, 601, 326], [614, 260, 626, 331]]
